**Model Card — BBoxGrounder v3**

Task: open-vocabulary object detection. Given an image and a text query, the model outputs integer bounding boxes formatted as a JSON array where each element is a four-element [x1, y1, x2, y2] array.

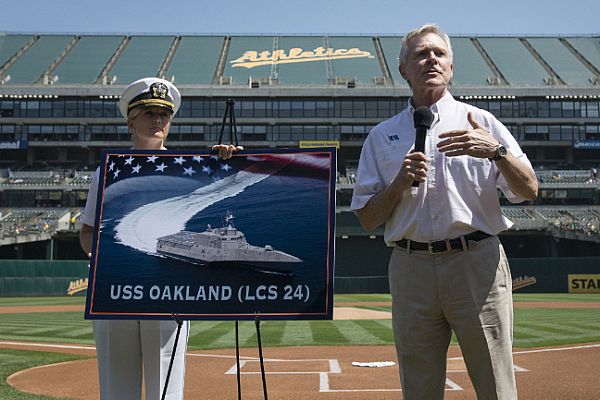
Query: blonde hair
[[399, 23, 453, 66], [126, 107, 173, 122], [127, 107, 143, 121]]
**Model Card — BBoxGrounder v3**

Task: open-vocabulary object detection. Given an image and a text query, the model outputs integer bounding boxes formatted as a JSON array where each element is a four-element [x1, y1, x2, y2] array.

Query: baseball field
[[1, 293, 600, 399]]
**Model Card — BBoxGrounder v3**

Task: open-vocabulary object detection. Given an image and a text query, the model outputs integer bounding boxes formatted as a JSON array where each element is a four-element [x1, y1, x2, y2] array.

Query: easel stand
[[218, 98, 240, 147], [235, 315, 269, 400], [161, 313, 184, 400], [218, 98, 267, 399]]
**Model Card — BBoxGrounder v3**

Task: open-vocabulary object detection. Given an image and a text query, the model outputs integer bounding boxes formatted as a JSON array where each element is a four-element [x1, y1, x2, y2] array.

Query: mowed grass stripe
[[0, 312, 92, 342], [188, 321, 240, 349], [1, 296, 599, 350], [309, 321, 349, 345], [567, 321, 600, 331], [62, 326, 94, 338], [352, 320, 394, 343], [280, 320, 314, 346], [516, 333, 600, 347], [513, 325, 555, 341], [188, 321, 223, 339], [522, 321, 594, 336], [333, 321, 383, 344], [242, 321, 285, 347]]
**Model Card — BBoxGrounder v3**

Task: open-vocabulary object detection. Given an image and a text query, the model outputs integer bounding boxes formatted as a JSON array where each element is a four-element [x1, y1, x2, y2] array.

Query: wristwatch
[[489, 144, 507, 161]]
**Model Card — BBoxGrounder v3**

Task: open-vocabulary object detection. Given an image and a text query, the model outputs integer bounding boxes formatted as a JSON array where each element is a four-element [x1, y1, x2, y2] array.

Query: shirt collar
[[407, 91, 454, 124]]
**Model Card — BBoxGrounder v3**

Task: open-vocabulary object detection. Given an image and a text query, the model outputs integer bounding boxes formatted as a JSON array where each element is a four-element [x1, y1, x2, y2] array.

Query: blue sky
[[1, 0, 599, 35]]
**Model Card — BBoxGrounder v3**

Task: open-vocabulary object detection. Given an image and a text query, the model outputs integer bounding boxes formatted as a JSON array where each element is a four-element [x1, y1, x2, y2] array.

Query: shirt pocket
[[444, 156, 492, 196], [380, 143, 413, 185]]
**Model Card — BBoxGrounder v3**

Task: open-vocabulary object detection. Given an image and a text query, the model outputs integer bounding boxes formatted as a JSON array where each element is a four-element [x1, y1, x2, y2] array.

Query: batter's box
[[225, 359, 341, 375], [321, 374, 463, 393]]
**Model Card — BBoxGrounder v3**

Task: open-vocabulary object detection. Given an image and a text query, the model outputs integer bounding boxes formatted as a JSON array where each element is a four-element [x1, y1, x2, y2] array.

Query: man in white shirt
[[351, 24, 538, 400]]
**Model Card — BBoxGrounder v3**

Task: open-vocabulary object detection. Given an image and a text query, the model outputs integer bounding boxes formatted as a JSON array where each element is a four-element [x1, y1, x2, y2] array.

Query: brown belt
[[394, 231, 492, 254]]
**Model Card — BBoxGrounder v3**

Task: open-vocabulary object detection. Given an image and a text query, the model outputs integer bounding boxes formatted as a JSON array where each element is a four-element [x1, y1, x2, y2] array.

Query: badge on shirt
[[387, 134, 400, 143]]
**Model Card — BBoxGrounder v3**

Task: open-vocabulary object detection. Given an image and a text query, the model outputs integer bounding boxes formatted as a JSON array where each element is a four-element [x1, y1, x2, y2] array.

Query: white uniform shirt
[[350, 92, 534, 246], [81, 168, 100, 227]]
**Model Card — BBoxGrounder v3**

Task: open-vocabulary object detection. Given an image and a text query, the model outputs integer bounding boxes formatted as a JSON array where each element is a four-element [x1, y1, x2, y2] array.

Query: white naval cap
[[118, 77, 181, 119]]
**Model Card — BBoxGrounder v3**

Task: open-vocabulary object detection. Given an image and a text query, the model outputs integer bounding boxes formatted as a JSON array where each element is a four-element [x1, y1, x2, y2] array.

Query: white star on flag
[[210, 155, 220, 161], [173, 156, 186, 165], [155, 163, 167, 172], [192, 156, 204, 163], [125, 156, 135, 165], [202, 165, 213, 174], [109, 161, 115, 171], [220, 163, 232, 171], [113, 169, 121, 178], [132, 164, 142, 174], [147, 155, 159, 163], [183, 166, 196, 176]]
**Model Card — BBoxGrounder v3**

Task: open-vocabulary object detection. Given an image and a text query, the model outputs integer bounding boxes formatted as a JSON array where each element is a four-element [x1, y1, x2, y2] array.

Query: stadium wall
[[1, 257, 599, 296], [334, 256, 600, 294], [0, 260, 88, 296]]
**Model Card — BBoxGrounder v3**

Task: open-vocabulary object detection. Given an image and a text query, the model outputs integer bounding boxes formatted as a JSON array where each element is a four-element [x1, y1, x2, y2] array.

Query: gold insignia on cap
[[150, 82, 168, 99]]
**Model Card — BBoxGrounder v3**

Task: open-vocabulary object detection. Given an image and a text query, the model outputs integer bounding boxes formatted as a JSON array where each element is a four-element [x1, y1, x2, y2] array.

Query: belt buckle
[[428, 239, 452, 254]]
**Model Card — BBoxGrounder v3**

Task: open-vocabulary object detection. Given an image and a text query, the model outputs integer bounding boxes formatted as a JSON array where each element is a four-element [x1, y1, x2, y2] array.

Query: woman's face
[[128, 106, 172, 149]]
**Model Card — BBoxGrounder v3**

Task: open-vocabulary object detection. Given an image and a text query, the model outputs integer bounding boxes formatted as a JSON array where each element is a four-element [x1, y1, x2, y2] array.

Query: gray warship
[[156, 212, 302, 272]]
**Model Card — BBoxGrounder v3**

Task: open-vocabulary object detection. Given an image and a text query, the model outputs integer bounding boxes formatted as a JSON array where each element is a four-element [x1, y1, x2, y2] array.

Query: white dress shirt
[[350, 92, 534, 246], [81, 168, 100, 227]]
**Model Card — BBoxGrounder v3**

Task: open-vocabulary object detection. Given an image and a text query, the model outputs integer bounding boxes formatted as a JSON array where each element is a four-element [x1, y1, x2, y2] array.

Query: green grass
[[334, 294, 392, 302], [513, 293, 600, 302], [0, 297, 86, 307], [0, 349, 84, 400], [2, 309, 598, 350], [0, 294, 599, 351]]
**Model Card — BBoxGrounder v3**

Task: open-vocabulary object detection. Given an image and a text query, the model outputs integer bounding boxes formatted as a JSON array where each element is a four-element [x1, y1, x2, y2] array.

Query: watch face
[[498, 145, 507, 157], [490, 145, 507, 161]]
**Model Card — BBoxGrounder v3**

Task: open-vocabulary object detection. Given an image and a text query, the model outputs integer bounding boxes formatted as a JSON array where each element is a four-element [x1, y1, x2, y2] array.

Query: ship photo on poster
[[85, 148, 336, 321], [156, 210, 302, 273]]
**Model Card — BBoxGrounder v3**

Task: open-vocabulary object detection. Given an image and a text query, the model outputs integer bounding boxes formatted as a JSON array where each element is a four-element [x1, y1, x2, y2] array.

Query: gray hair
[[399, 23, 453, 66]]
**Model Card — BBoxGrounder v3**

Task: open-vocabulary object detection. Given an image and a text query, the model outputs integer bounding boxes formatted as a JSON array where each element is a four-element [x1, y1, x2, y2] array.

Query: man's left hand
[[437, 112, 499, 159]]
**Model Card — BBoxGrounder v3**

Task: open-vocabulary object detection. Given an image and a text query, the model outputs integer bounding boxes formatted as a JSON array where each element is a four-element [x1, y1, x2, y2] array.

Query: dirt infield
[[4, 341, 600, 399]]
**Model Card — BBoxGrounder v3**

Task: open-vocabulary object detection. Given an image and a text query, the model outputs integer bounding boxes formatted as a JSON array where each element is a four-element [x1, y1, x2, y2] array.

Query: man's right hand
[[393, 151, 429, 190]]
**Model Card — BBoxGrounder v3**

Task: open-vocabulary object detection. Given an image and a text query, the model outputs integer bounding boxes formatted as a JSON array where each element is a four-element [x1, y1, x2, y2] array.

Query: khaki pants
[[389, 236, 517, 400], [93, 319, 189, 400]]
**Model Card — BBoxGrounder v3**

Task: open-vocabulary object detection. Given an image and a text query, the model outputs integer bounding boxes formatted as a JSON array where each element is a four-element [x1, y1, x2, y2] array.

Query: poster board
[[84, 148, 336, 320]]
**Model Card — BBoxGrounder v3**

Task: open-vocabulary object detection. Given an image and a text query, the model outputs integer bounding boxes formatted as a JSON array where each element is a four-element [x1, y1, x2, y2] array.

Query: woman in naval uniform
[[79, 77, 241, 400]]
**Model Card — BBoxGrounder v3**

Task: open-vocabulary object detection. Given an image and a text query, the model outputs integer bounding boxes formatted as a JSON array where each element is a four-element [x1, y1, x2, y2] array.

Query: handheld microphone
[[412, 106, 434, 187]]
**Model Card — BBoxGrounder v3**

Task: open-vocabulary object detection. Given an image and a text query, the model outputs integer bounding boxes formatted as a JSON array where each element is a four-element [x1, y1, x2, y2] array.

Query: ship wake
[[114, 158, 293, 254]]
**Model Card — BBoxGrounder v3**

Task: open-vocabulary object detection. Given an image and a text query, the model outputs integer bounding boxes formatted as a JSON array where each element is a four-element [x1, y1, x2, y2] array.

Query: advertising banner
[[85, 148, 336, 320]]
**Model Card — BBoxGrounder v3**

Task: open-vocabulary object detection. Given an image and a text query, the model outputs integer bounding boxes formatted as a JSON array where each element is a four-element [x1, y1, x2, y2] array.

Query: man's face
[[400, 32, 453, 93]]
